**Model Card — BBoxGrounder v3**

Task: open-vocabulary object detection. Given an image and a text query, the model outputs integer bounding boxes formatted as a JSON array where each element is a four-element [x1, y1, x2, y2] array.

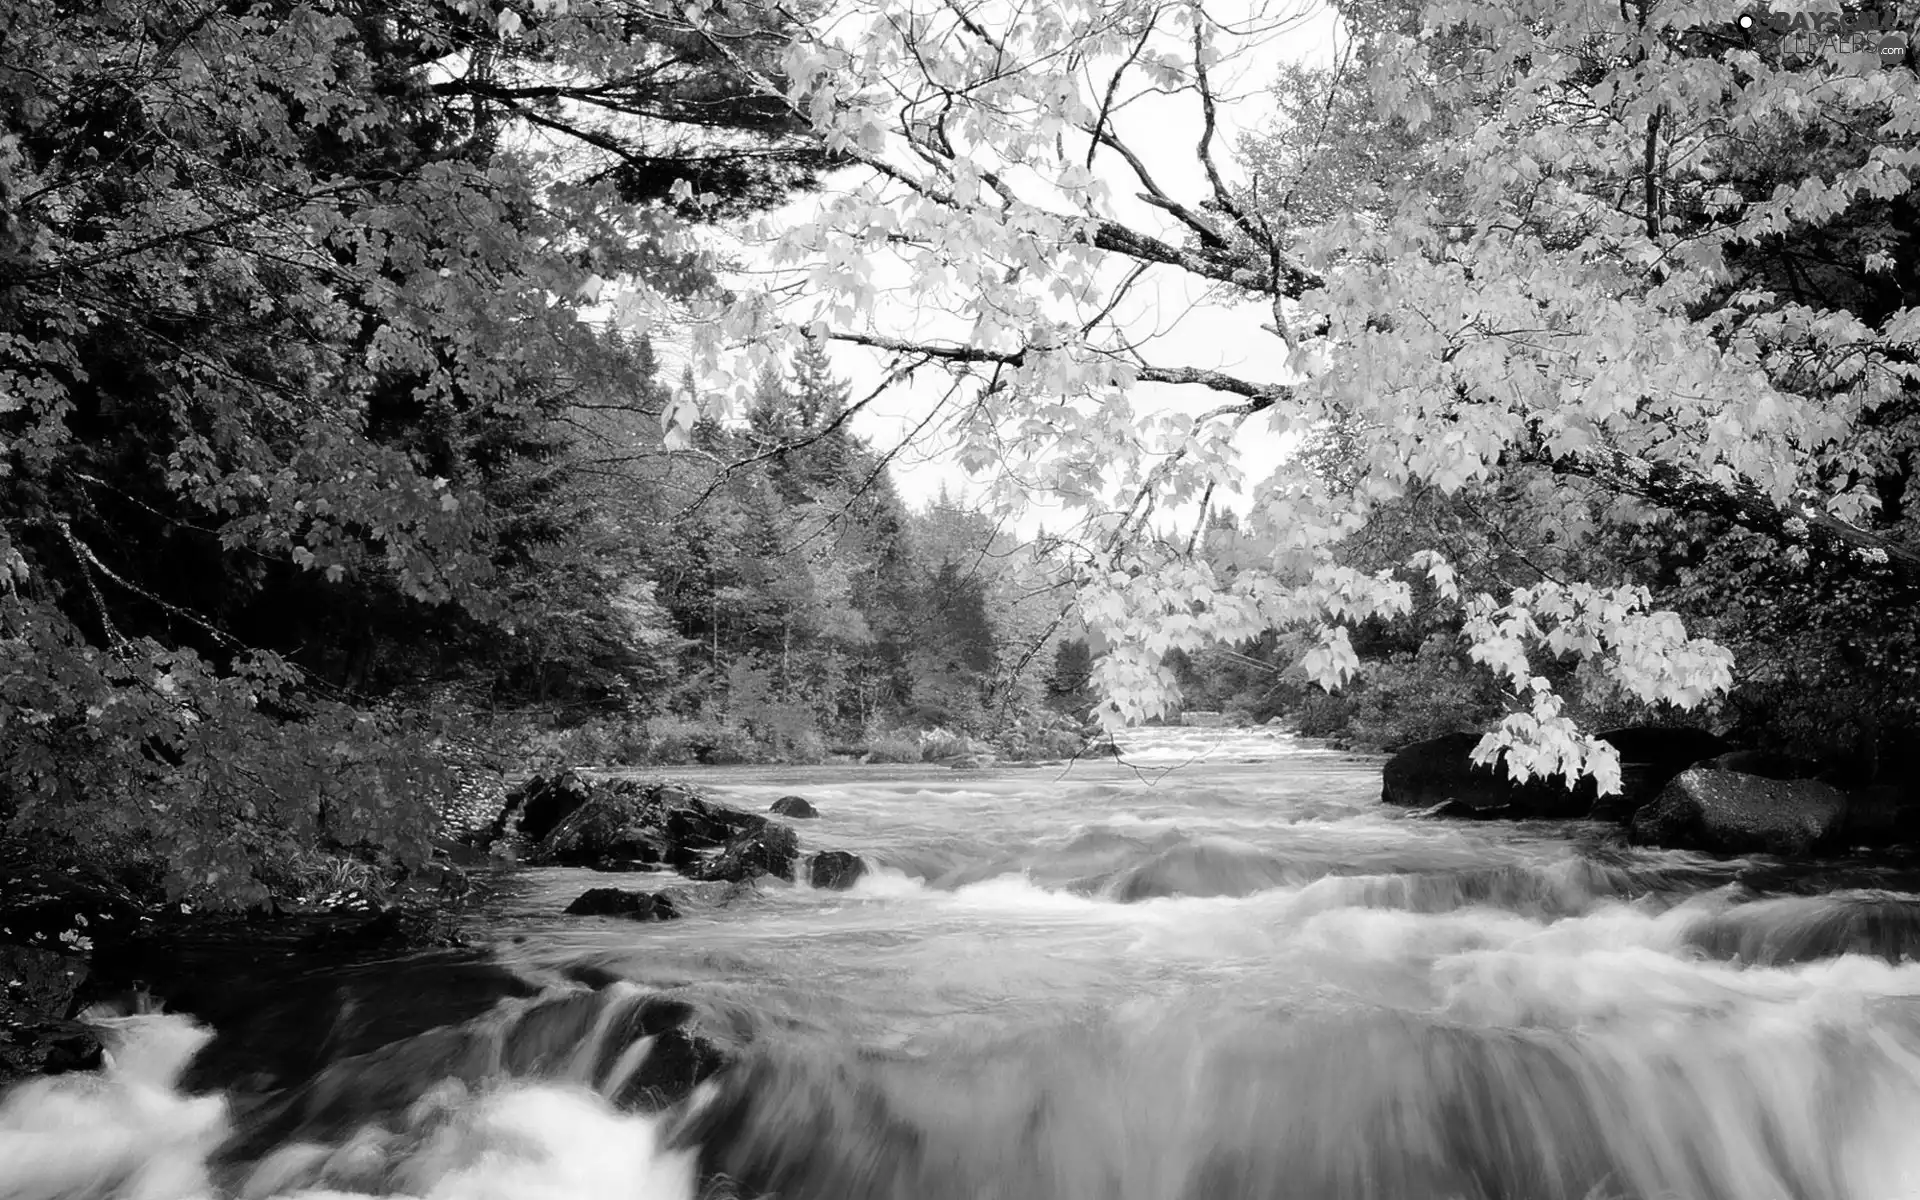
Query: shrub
[[863, 733, 924, 763], [640, 714, 758, 765], [916, 726, 969, 760]]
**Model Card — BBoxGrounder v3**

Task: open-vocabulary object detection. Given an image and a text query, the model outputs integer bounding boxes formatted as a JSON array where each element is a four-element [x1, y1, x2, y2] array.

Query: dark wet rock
[[0, 1015, 105, 1080], [564, 889, 680, 921], [0, 862, 144, 953], [295, 903, 470, 953], [106, 948, 542, 1098], [1837, 783, 1920, 848], [218, 977, 734, 1166], [0, 942, 101, 1083], [770, 795, 819, 818], [1699, 749, 1824, 781], [691, 822, 800, 884], [809, 851, 868, 891], [1383, 727, 1729, 820], [491, 769, 596, 845], [1380, 733, 1595, 818], [1629, 768, 1846, 856], [0, 941, 89, 1020], [0, 862, 144, 1085], [1588, 726, 1733, 820], [534, 779, 761, 870]]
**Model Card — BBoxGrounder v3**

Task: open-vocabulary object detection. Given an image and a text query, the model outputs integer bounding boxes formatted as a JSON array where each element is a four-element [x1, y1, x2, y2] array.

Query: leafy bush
[[778, 727, 830, 765], [918, 726, 984, 760], [640, 715, 758, 765], [988, 705, 1090, 760], [862, 733, 924, 763]]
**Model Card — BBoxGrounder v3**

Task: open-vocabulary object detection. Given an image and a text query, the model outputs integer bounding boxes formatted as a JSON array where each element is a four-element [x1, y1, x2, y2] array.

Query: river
[[10, 727, 1920, 1199]]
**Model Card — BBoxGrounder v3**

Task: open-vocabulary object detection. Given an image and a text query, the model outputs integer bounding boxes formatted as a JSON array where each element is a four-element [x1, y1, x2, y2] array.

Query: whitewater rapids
[[9, 727, 1920, 1200]]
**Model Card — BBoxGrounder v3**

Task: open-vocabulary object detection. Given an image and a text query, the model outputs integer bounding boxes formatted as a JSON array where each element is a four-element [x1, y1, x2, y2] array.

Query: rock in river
[[1383, 726, 1730, 820], [491, 769, 596, 845], [534, 779, 761, 872], [770, 795, 819, 818], [563, 889, 680, 921], [1629, 768, 1847, 857], [808, 851, 867, 891], [690, 823, 801, 884]]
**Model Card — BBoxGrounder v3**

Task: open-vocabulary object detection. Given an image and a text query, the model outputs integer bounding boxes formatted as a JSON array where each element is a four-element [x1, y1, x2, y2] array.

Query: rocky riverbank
[[0, 769, 866, 1092], [1381, 725, 1920, 855]]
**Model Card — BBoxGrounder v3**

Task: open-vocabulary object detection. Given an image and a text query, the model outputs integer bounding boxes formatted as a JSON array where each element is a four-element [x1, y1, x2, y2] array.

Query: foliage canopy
[[652, 0, 1919, 790]]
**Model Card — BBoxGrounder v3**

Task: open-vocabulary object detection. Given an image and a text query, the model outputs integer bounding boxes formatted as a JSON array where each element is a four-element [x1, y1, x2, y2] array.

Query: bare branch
[[1190, 18, 1266, 246]]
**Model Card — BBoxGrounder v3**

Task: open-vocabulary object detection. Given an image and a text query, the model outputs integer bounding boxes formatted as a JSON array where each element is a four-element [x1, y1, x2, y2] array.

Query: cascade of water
[[8, 732, 1920, 1200]]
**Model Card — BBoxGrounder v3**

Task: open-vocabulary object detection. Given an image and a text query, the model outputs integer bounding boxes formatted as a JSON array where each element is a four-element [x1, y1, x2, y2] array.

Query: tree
[[0, 0, 828, 902], [647, 0, 1919, 794]]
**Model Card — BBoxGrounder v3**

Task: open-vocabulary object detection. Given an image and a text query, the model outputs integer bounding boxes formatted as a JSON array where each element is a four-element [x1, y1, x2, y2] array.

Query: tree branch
[[825, 331, 1294, 403], [1533, 443, 1920, 590]]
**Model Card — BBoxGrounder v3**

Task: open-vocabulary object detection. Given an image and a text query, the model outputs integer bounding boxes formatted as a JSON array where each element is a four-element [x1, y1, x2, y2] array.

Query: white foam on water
[[254, 1083, 696, 1200], [0, 1014, 697, 1200], [0, 1014, 227, 1200]]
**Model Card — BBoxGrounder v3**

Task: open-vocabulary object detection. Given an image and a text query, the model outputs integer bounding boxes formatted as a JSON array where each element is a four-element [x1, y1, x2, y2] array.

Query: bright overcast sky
[[828, 1, 1348, 526]]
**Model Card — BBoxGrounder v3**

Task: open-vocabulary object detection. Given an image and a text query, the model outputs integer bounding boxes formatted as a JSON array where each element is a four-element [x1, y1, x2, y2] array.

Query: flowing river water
[[12, 727, 1920, 1200]]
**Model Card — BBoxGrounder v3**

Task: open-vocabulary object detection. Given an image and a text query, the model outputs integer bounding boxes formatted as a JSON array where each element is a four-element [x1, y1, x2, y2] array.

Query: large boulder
[[490, 770, 595, 845], [1698, 749, 1824, 781], [563, 889, 679, 921], [1380, 732, 1595, 818], [691, 823, 800, 884], [535, 780, 761, 871], [1628, 768, 1847, 857], [808, 851, 867, 891], [1384, 727, 1730, 820], [0, 861, 143, 1083], [1587, 726, 1733, 820]]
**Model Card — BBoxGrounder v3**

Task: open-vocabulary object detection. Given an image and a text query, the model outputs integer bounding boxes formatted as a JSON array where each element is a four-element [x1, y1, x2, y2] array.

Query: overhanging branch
[[1533, 443, 1920, 590]]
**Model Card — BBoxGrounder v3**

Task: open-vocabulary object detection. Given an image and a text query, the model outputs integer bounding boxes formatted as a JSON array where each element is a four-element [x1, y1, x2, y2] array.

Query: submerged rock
[[770, 795, 819, 818], [1629, 769, 1846, 856], [808, 851, 867, 891], [563, 889, 679, 921], [1107, 838, 1303, 902], [1686, 893, 1920, 966], [215, 975, 734, 1170]]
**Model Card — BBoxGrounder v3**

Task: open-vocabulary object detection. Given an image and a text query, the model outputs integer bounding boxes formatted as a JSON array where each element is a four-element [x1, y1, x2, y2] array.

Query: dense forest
[[0, 0, 1088, 907], [485, 333, 1092, 770]]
